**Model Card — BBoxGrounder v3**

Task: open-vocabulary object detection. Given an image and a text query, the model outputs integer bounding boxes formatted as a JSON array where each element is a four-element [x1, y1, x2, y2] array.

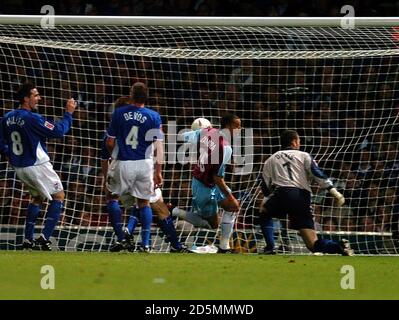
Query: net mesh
[[0, 23, 398, 254]]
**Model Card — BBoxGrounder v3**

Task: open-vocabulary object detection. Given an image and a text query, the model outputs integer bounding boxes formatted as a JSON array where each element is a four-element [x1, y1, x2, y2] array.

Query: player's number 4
[[125, 126, 139, 150], [11, 131, 23, 155]]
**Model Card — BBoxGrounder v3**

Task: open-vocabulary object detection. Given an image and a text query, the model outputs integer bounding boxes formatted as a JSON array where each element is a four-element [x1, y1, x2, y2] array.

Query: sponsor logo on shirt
[[44, 121, 54, 130]]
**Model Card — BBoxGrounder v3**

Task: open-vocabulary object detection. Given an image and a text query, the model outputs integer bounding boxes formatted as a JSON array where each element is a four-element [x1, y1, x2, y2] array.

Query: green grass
[[0, 251, 398, 300]]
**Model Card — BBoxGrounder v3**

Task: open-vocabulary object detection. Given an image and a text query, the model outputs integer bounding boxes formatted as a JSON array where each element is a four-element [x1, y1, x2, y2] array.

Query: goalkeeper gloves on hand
[[329, 187, 345, 207]]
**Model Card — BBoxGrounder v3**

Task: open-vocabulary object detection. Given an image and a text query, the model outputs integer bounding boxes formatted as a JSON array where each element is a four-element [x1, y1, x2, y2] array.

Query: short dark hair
[[280, 130, 299, 148], [130, 82, 148, 104], [220, 112, 239, 129], [113, 95, 131, 109], [16, 82, 35, 105]]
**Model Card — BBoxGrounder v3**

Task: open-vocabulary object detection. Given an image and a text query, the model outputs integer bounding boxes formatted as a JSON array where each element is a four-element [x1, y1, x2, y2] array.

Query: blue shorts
[[191, 178, 229, 218], [263, 187, 314, 230]]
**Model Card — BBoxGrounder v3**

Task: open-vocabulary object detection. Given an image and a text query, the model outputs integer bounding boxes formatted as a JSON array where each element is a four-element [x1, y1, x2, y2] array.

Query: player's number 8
[[11, 131, 23, 155]]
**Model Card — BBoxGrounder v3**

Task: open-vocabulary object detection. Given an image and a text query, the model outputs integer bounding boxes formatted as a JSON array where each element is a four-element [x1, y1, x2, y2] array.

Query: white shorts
[[119, 187, 162, 209], [107, 159, 155, 201], [14, 162, 63, 201]]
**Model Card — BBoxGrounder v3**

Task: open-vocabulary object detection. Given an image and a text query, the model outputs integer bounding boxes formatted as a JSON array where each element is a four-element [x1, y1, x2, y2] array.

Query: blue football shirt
[[1, 109, 73, 167], [107, 104, 163, 161]]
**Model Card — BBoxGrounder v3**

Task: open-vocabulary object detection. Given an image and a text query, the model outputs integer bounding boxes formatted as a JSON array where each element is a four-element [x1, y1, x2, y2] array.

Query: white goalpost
[[0, 16, 398, 254]]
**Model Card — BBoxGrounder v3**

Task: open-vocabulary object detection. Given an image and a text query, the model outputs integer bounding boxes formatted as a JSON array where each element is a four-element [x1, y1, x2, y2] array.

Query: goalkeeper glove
[[329, 187, 345, 207]]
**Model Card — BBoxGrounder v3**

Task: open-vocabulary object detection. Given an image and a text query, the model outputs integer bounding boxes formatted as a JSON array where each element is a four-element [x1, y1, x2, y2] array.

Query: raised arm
[[182, 130, 200, 145], [30, 98, 76, 139]]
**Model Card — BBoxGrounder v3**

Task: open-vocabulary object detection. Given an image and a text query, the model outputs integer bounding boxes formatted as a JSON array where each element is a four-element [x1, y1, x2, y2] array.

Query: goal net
[[0, 17, 398, 254]]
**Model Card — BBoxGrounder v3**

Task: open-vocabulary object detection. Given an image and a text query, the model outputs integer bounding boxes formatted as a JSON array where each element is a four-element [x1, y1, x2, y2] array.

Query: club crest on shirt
[[44, 121, 55, 130]]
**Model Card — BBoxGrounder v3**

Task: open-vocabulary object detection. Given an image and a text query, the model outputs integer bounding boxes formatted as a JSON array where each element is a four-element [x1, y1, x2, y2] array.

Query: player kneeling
[[259, 130, 354, 256]]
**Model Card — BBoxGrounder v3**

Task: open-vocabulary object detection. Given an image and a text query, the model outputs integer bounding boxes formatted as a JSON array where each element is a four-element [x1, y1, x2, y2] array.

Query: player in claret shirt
[[0, 82, 76, 250], [176, 113, 241, 253]]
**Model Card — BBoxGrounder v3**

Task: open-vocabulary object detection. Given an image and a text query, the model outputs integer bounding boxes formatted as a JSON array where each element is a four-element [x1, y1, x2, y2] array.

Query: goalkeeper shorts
[[264, 187, 314, 230]]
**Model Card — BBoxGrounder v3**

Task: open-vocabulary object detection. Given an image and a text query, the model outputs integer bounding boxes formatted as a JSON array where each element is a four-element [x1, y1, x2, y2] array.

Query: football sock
[[42, 200, 63, 241], [127, 206, 139, 235], [259, 215, 275, 250], [220, 211, 235, 250], [107, 200, 124, 242], [314, 239, 341, 254], [173, 207, 212, 229], [158, 215, 181, 249], [25, 203, 40, 241], [139, 206, 152, 247], [171, 207, 186, 218]]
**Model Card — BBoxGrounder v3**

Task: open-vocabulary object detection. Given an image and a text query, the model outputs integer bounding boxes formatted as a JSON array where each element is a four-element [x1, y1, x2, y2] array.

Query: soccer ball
[[191, 117, 212, 131]]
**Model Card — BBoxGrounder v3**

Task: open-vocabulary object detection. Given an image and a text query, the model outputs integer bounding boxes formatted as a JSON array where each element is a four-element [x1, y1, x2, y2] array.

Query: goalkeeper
[[259, 130, 353, 256]]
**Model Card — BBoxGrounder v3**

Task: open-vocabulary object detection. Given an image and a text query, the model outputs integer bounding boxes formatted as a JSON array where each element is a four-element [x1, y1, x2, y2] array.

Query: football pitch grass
[[0, 251, 398, 300]]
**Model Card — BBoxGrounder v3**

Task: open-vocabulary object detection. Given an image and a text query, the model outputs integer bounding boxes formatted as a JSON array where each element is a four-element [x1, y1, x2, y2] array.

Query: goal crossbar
[[0, 15, 399, 27], [0, 15, 398, 255]]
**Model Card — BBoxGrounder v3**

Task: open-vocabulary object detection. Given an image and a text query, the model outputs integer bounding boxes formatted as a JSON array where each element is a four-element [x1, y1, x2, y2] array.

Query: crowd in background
[[1, 0, 399, 17], [0, 30, 398, 239]]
